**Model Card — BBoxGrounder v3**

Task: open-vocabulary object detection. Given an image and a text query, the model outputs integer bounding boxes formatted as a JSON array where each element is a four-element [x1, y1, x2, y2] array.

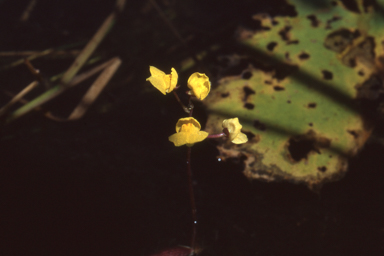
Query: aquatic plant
[[146, 66, 248, 255]]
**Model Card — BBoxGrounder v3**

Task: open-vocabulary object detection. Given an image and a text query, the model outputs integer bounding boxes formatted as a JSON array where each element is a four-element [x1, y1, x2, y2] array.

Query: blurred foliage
[[204, 0, 384, 189]]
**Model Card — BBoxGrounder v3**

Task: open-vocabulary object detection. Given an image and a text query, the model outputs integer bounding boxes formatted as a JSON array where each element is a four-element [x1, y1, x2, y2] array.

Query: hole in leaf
[[244, 103, 254, 109], [221, 92, 229, 98], [273, 85, 285, 91], [322, 70, 333, 80], [318, 166, 327, 172], [287, 100, 291, 103], [307, 14, 320, 27], [340, 0, 360, 13], [308, 103, 317, 108], [288, 138, 316, 161], [279, 26, 292, 41], [309, 123, 313, 126], [267, 42, 278, 51], [243, 86, 255, 102], [298, 52, 310, 60], [358, 70, 365, 76], [242, 71, 252, 80], [287, 131, 331, 162], [253, 120, 266, 131], [264, 80, 272, 85]]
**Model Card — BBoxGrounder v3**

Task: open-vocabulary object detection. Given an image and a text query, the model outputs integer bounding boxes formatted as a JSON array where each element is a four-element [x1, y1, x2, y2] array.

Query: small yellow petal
[[175, 117, 201, 132], [232, 132, 248, 144], [169, 131, 209, 147], [187, 72, 211, 100], [146, 66, 178, 95], [169, 68, 178, 92]]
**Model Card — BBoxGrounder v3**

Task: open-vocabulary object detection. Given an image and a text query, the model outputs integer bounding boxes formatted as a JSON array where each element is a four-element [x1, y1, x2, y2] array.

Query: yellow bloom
[[187, 72, 211, 100], [222, 118, 248, 144], [169, 117, 209, 147], [146, 66, 178, 95]]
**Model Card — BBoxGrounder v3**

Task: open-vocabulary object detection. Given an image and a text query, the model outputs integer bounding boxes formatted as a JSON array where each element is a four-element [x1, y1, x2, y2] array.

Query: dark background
[[0, 0, 383, 255]]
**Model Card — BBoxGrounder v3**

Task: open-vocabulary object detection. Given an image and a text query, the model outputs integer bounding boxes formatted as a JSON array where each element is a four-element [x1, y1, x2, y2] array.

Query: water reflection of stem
[[186, 146, 197, 256]]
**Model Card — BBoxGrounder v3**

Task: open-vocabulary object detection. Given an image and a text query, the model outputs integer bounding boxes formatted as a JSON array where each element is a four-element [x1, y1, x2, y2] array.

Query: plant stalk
[[186, 146, 197, 256]]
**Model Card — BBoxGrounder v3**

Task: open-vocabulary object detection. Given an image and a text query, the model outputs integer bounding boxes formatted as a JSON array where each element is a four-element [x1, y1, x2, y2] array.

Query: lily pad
[[204, 0, 384, 189]]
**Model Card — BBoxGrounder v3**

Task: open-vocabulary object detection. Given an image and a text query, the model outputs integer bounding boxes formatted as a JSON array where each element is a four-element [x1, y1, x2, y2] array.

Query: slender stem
[[207, 132, 226, 139], [186, 147, 197, 256], [173, 90, 190, 114], [188, 95, 194, 117]]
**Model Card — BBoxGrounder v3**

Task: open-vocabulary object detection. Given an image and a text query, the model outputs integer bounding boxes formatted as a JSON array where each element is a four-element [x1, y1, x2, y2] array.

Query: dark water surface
[[1, 0, 384, 255]]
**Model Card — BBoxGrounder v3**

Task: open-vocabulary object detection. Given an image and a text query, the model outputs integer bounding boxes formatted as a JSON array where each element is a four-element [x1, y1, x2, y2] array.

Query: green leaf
[[204, 0, 384, 189]]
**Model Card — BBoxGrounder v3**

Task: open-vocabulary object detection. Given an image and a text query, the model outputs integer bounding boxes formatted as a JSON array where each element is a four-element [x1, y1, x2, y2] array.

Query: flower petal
[[222, 118, 248, 144], [187, 72, 211, 100], [169, 131, 209, 147], [232, 132, 248, 144], [175, 117, 201, 132], [146, 66, 167, 95], [146, 66, 178, 95], [169, 117, 208, 146], [169, 68, 178, 92]]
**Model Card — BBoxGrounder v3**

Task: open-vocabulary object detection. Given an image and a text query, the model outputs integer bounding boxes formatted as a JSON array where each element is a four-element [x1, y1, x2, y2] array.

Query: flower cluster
[[147, 66, 248, 146]]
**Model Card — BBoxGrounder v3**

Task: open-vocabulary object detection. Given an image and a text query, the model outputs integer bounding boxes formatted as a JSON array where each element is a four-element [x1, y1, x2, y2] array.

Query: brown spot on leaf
[[221, 92, 230, 98], [324, 28, 359, 53], [273, 85, 285, 91], [298, 52, 310, 60], [318, 166, 327, 172], [287, 40, 299, 45], [308, 103, 317, 108], [244, 103, 255, 109]]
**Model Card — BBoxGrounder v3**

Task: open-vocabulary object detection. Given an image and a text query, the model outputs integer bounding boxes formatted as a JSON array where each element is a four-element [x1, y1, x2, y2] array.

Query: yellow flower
[[222, 118, 248, 144], [146, 66, 178, 95], [187, 72, 211, 100], [169, 117, 209, 147]]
